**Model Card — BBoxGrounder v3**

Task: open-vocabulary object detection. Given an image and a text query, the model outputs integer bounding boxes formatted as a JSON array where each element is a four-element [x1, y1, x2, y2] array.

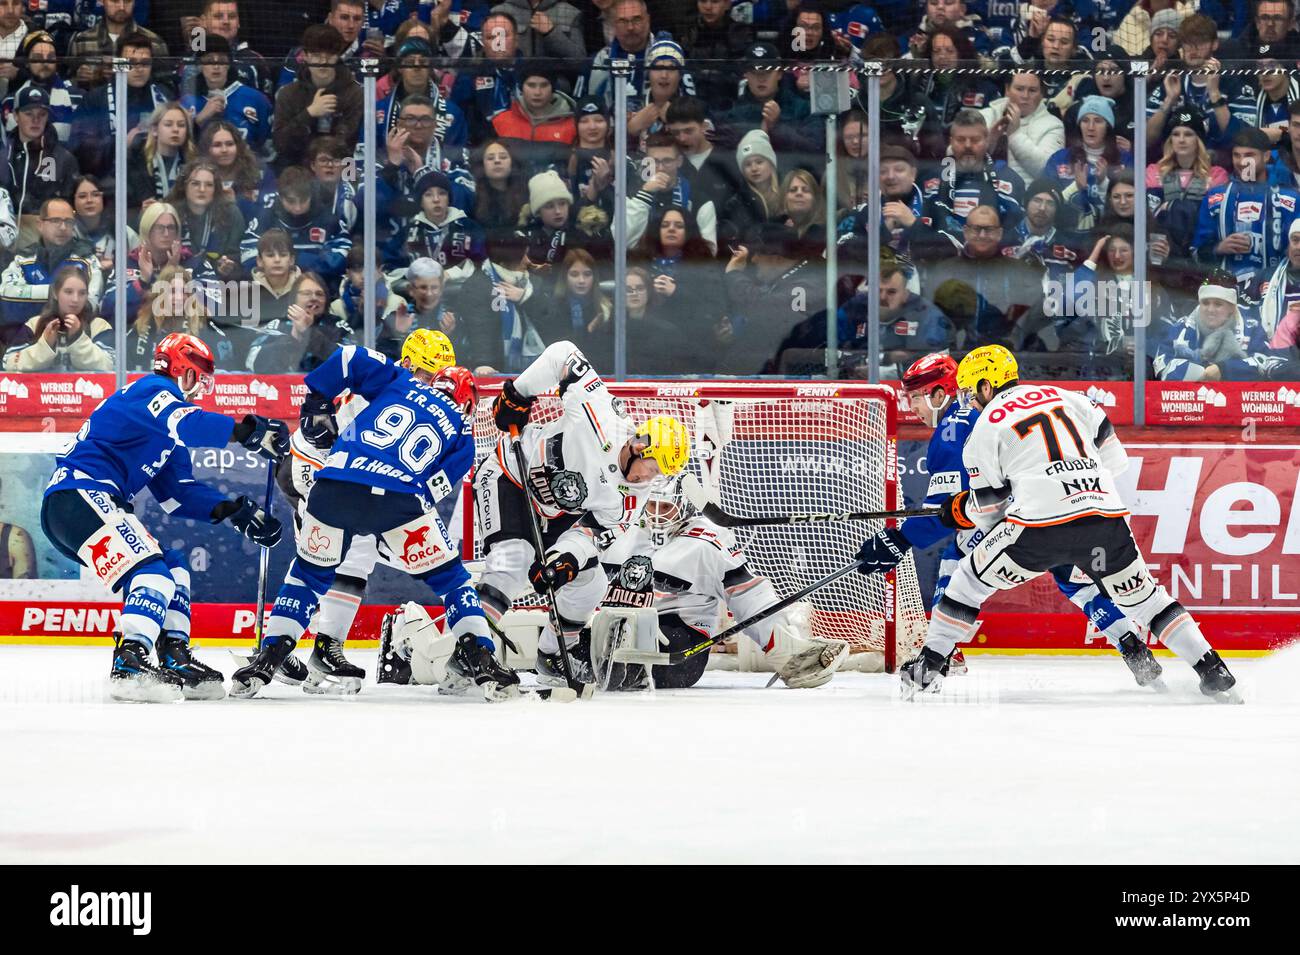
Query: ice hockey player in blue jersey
[[231, 331, 518, 699], [41, 333, 289, 702], [855, 353, 1164, 688]]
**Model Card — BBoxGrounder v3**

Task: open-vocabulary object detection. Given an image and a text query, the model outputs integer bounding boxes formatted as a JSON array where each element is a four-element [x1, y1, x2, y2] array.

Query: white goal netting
[[466, 382, 928, 671]]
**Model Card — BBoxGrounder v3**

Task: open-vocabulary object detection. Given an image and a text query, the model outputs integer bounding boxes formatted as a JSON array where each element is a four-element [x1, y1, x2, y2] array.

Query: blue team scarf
[[483, 259, 523, 372]]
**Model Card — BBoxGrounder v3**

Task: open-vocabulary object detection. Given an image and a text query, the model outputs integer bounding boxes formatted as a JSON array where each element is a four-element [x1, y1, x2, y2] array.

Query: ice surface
[[1, 645, 1297, 864]]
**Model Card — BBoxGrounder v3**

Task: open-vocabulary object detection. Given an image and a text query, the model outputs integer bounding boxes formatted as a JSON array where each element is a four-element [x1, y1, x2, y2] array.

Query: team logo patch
[[1237, 201, 1262, 223], [619, 555, 654, 592], [549, 469, 588, 509], [1278, 194, 1296, 212], [309, 227, 326, 243]]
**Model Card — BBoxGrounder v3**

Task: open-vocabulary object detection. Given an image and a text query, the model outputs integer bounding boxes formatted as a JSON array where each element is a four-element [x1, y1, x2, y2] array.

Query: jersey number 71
[[1011, 407, 1086, 462]]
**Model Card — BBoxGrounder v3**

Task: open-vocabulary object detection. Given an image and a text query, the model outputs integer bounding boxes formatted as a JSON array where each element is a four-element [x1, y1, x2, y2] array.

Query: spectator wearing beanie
[[568, 95, 615, 207], [1144, 13, 1239, 151], [980, 70, 1065, 185], [381, 168, 486, 288], [627, 38, 691, 143], [241, 166, 352, 287], [1113, 2, 1190, 59], [1044, 95, 1131, 232], [718, 127, 781, 250], [0, 30, 81, 144], [1146, 107, 1229, 256], [491, 61, 577, 175], [1003, 176, 1089, 282], [1054, 49, 1135, 150]]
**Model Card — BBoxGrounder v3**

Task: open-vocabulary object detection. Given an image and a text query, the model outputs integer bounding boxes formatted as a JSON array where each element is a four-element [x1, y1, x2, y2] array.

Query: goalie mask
[[641, 473, 693, 538]]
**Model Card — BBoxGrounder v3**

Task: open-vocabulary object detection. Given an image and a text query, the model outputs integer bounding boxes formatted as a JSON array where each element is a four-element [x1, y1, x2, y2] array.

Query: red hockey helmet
[[902, 353, 959, 398], [154, 332, 216, 399], [432, 365, 478, 415]]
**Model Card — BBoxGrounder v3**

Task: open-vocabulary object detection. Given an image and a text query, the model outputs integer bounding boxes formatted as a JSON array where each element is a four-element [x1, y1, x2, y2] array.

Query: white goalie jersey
[[620, 518, 785, 646], [504, 341, 657, 545], [964, 384, 1130, 529]]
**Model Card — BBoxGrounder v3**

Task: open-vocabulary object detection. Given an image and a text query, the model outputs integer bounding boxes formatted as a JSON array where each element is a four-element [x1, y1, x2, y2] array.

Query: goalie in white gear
[[600, 475, 850, 689], [376, 475, 850, 691], [476, 341, 690, 687]]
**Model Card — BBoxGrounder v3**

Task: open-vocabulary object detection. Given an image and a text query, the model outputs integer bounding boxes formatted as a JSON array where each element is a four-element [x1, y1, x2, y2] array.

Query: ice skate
[[900, 646, 949, 700], [110, 634, 183, 703], [303, 636, 365, 695], [1193, 650, 1243, 704], [230, 636, 297, 699], [1117, 632, 1165, 690], [157, 636, 226, 700], [535, 642, 594, 690]]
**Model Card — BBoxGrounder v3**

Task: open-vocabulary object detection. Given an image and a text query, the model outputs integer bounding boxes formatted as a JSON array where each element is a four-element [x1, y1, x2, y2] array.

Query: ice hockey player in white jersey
[[904, 345, 1239, 701], [231, 339, 514, 698], [272, 330, 460, 691], [855, 352, 1163, 688], [477, 340, 690, 687], [605, 476, 850, 689]]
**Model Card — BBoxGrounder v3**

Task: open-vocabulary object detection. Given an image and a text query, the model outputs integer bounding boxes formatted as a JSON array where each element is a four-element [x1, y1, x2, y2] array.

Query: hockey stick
[[253, 462, 275, 649], [680, 473, 939, 527], [611, 554, 868, 667], [507, 425, 594, 699]]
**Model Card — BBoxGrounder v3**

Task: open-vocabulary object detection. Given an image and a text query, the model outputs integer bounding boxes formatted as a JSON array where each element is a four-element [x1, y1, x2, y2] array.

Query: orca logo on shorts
[[399, 524, 446, 570], [88, 535, 127, 582], [549, 469, 587, 510], [619, 555, 653, 592], [307, 526, 333, 555]]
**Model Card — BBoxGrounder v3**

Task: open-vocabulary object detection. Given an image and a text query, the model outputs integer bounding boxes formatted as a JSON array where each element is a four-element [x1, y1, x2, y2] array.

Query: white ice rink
[[1, 645, 1297, 864]]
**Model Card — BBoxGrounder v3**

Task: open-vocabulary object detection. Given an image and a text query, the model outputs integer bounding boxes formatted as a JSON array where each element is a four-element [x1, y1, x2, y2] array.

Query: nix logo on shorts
[[88, 536, 127, 582], [307, 527, 333, 555], [49, 885, 151, 935]]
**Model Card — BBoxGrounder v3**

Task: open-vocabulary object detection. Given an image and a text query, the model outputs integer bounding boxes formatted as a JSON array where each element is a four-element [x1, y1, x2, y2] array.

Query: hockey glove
[[233, 414, 290, 462], [855, 527, 910, 575], [937, 490, 976, 530], [529, 551, 580, 593], [492, 379, 533, 433], [213, 496, 283, 547], [298, 391, 338, 449]]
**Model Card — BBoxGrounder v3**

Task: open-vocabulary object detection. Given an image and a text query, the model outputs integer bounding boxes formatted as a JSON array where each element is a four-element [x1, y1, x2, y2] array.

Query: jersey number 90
[[360, 404, 444, 473]]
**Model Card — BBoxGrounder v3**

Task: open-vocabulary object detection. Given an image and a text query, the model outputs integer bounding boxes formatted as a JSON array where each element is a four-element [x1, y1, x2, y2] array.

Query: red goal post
[[463, 381, 928, 672]]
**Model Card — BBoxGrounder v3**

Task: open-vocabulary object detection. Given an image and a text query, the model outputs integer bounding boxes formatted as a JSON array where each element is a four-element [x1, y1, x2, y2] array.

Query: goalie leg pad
[[385, 601, 457, 686]]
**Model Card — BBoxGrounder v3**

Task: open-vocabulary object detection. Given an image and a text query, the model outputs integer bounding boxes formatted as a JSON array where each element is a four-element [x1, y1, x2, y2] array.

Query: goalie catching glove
[[529, 551, 580, 593], [937, 490, 976, 530], [856, 527, 910, 575], [492, 379, 533, 433], [232, 414, 290, 462], [212, 496, 282, 546]]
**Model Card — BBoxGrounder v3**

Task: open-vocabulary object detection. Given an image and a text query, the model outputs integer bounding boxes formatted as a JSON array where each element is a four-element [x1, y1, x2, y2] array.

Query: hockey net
[[464, 382, 928, 672]]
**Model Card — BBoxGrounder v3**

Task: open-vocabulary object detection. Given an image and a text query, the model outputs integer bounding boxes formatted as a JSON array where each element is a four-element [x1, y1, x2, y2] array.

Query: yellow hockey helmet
[[635, 415, 691, 477], [956, 345, 1019, 395], [401, 329, 456, 375]]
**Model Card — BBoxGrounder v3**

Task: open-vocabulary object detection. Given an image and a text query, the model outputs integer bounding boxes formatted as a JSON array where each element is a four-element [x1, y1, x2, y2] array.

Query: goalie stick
[[679, 473, 938, 527], [611, 553, 868, 667], [507, 425, 595, 700]]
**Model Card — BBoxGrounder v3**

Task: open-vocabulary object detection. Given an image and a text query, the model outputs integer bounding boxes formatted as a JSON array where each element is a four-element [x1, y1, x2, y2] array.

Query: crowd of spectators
[[0, 0, 1297, 383]]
